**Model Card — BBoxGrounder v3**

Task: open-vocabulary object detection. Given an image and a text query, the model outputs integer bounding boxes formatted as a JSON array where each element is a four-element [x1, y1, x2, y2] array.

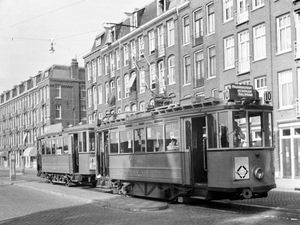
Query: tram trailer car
[[37, 124, 97, 186], [97, 86, 276, 201]]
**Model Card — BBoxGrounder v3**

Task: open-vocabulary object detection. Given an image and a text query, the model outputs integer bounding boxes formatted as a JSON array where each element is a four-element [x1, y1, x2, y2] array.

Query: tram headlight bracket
[[253, 167, 264, 180]]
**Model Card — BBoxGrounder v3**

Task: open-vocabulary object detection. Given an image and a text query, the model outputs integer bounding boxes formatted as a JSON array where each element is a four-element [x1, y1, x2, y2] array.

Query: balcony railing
[[294, 41, 300, 60], [235, 8, 249, 25], [156, 45, 165, 58], [236, 57, 250, 75]]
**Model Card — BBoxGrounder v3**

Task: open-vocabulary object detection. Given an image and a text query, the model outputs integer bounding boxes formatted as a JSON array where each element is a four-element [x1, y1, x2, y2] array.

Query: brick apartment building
[[0, 59, 86, 168], [86, 0, 299, 180]]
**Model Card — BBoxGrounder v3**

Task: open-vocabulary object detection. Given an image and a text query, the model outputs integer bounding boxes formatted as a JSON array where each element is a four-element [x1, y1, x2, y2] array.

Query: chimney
[[71, 59, 78, 79]]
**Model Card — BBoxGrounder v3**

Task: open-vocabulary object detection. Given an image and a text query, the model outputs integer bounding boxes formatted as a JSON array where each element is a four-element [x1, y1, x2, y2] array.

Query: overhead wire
[[0, 0, 87, 32]]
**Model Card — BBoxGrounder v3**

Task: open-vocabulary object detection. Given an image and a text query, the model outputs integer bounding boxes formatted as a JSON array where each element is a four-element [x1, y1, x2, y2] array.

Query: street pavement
[[1, 167, 300, 213]]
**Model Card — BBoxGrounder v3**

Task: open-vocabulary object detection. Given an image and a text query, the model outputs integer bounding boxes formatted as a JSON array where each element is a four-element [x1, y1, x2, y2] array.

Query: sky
[[0, 0, 151, 93]]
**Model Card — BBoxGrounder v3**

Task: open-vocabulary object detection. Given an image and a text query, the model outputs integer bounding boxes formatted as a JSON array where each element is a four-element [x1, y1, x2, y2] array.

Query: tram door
[[191, 117, 207, 183], [71, 134, 79, 173]]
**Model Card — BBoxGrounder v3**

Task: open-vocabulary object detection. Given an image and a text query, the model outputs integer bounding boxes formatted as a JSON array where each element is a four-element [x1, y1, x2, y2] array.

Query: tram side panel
[[207, 149, 276, 198], [42, 155, 71, 174]]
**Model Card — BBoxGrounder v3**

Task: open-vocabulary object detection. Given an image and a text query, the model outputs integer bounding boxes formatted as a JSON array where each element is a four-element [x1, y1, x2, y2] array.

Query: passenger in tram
[[233, 121, 245, 147], [167, 136, 178, 151]]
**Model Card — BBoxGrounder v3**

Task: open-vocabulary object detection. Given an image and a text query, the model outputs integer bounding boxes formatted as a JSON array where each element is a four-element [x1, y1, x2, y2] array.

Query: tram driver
[[233, 121, 245, 147]]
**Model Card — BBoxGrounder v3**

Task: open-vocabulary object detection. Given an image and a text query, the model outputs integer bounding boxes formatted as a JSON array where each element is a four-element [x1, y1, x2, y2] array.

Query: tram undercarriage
[[40, 172, 97, 187]]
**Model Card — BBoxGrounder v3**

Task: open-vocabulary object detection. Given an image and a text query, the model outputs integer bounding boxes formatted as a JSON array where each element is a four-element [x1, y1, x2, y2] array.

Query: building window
[[124, 105, 130, 112], [124, 44, 129, 66], [140, 70, 146, 94], [206, 3, 215, 35], [183, 55, 191, 85], [104, 55, 108, 75], [224, 36, 235, 69], [148, 30, 155, 55], [130, 13, 138, 31], [138, 36, 144, 60], [88, 88, 92, 108], [98, 85, 103, 104], [183, 16, 190, 45], [223, 0, 233, 23], [208, 46, 216, 78], [92, 59, 96, 82], [130, 40, 136, 68], [93, 86, 97, 110], [277, 14, 291, 54], [150, 63, 156, 90], [253, 24, 266, 61], [81, 106, 86, 118], [55, 84, 61, 98], [168, 55, 175, 85], [116, 49, 120, 69], [116, 77, 121, 100], [236, 0, 249, 24], [254, 76, 267, 98], [80, 85, 86, 99], [139, 101, 145, 112], [193, 9, 203, 46], [239, 80, 250, 85], [97, 57, 102, 76], [167, 19, 175, 47], [194, 51, 204, 88], [124, 74, 130, 98], [278, 70, 293, 109], [238, 30, 250, 74], [55, 105, 61, 119], [131, 104, 137, 112], [158, 61, 165, 93], [105, 82, 109, 104], [252, 0, 264, 10], [86, 62, 91, 81], [157, 25, 164, 49], [110, 52, 115, 77]]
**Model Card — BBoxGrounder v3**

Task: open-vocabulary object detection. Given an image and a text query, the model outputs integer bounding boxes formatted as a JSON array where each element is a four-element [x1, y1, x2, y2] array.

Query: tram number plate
[[234, 157, 249, 180]]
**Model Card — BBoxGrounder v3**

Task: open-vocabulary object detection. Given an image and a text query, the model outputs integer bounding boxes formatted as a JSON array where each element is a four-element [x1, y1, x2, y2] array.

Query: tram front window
[[232, 111, 246, 147]]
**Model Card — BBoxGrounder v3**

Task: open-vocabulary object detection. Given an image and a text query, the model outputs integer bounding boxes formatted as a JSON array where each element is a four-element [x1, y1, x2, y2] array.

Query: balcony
[[236, 57, 250, 75], [296, 99, 300, 118], [156, 45, 165, 58], [235, 8, 249, 25], [192, 33, 203, 47], [129, 91, 137, 102], [294, 41, 300, 60]]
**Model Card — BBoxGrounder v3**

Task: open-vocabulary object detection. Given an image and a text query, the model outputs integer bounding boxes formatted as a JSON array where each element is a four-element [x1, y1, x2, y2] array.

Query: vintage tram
[[96, 85, 276, 201], [37, 123, 97, 186]]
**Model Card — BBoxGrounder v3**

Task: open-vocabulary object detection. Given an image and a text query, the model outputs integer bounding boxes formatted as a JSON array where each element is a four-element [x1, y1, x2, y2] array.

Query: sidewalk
[[274, 178, 300, 192]]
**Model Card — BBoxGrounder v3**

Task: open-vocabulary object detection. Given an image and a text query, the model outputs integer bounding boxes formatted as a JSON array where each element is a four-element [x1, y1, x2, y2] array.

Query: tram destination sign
[[225, 84, 256, 101]]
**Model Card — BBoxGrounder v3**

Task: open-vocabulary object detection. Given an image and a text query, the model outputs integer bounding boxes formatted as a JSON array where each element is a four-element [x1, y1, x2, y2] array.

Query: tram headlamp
[[253, 167, 264, 180]]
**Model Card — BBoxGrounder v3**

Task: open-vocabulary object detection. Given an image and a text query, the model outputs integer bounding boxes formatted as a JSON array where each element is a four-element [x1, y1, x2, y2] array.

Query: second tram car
[[37, 124, 97, 186], [96, 85, 276, 201]]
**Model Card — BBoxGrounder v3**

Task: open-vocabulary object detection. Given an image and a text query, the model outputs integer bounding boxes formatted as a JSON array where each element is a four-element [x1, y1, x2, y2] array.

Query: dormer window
[[95, 37, 101, 47], [157, 0, 167, 15]]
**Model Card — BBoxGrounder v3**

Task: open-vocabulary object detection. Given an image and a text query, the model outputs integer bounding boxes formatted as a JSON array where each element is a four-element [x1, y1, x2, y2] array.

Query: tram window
[[51, 139, 56, 155], [219, 112, 229, 148], [56, 138, 63, 155], [46, 140, 51, 155], [146, 126, 164, 152], [232, 112, 246, 147], [120, 130, 133, 153], [63, 137, 68, 154], [83, 132, 87, 152], [207, 114, 217, 148], [166, 122, 179, 151], [110, 131, 119, 153], [78, 133, 83, 152], [134, 128, 146, 152], [250, 111, 273, 147], [41, 140, 45, 155], [89, 132, 95, 152]]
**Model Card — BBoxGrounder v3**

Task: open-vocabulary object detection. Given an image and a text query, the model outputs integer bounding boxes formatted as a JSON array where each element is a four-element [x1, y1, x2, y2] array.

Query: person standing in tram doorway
[[233, 121, 245, 147]]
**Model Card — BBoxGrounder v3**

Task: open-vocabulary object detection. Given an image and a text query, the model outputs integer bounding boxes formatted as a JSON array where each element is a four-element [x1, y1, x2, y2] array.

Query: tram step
[[189, 196, 208, 200], [194, 183, 208, 189]]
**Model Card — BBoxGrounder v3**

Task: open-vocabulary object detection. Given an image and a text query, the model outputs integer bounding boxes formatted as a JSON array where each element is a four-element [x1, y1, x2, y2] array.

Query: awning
[[23, 146, 37, 157], [0, 151, 8, 157], [128, 73, 136, 88]]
